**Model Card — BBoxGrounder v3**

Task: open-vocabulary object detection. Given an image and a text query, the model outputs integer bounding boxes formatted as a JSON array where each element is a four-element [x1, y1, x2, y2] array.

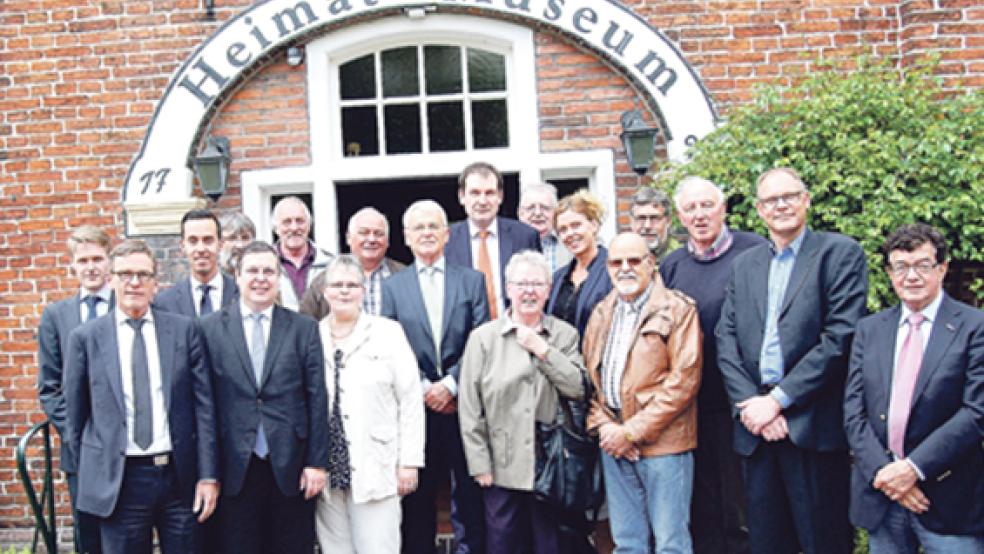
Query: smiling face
[[70, 242, 111, 294], [181, 218, 222, 282], [888, 242, 947, 312], [404, 207, 449, 266], [346, 211, 389, 269], [323, 265, 365, 319], [606, 233, 654, 300], [555, 208, 599, 258], [518, 189, 556, 237], [275, 200, 312, 252], [111, 252, 157, 319], [459, 172, 503, 229], [237, 251, 280, 312], [506, 261, 550, 321], [756, 172, 810, 242], [676, 181, 726, 252]]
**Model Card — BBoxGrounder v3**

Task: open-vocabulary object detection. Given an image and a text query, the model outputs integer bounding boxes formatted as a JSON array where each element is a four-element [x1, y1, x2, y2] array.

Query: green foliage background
[[654, 58, 984, 311]]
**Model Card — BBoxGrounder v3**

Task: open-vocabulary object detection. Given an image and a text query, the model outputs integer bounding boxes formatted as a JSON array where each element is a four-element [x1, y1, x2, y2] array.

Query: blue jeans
[[868, 502, 984, 554], [601, 450, 694, 554]]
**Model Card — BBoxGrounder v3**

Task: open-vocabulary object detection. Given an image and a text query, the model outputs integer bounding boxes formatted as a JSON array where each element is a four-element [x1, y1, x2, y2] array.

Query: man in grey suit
[[37, 225, 114, 554], [200, 240, 329, 553], [64, 239, 219, 554], [716, 167, 868, 554], [155, 209, 238, 317], [381, 200, 490, 554]]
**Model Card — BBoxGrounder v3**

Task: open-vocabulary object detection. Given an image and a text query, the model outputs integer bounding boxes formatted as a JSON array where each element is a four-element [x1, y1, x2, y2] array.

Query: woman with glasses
[[459, 250, 587, 553], [314, 255, 425, 554]]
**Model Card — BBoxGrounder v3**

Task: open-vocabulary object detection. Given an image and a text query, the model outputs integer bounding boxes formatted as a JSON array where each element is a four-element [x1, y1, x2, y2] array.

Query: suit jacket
[[154, 272, 239, 318], [716, 229, 868, 455], [546, 246, 612, 339], [37, 291, 115, 472], [299, 257, 406, 321], [445, 217, 542, 301], [380, 262, 490, 385], [64, 309, 218, 518], [844, 294, 984, 534], [200, 303, 329, 497]]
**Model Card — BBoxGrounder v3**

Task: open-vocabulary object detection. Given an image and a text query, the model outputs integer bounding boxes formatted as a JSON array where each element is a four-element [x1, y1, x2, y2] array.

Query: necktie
[[328, 349, 352, 490], [199, 284, 214, 316], [249, 313, 269, 458], [477, 229, 497, 319], [83, 296, 100, 322], [126, 318, 153, 450], [888, 313, 926, 458]]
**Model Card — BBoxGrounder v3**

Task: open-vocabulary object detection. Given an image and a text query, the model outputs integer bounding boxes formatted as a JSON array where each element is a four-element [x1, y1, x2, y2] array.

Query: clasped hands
[[598, 422, 640, 461], [873, 460, 929, 514], [424, 383, 456, 414], [736, 395, 788, 442]]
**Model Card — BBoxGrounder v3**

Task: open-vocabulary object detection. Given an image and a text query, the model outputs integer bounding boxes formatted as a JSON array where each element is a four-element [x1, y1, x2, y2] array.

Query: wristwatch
[[624, 428, 637, 444]]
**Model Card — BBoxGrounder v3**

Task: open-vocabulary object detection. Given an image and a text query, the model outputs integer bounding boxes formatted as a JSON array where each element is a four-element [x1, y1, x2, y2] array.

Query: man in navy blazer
[[199, 241, 329, 554], [64, 240, 218, 554], [382, 200, 490, 554], [445, 162, 540, 319], [155, 209, 238, 318], [716, 168, 868, 554], [38, 225, 114, 554], [844, 223, 983, 553]]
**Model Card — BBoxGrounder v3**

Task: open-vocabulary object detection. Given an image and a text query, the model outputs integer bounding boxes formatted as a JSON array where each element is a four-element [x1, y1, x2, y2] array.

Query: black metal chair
[[16, 420, 57, 553]]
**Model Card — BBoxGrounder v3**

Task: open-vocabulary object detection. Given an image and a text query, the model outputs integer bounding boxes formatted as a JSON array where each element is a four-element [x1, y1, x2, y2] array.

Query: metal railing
[[16, 420, 57, 554]]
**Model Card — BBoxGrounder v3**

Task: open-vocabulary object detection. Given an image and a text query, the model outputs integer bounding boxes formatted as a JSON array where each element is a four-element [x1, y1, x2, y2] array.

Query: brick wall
[[1, 0, 982, 546]]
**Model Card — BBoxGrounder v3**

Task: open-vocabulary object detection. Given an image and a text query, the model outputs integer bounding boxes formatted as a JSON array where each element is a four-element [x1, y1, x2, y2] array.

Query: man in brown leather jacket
[[583, 232, 702, 553]]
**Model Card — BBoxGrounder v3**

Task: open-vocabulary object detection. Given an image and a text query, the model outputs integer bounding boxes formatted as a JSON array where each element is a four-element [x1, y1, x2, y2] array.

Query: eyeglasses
[[632, 214, 667, 224], [757, 191, 804, 210], [407, 222, 444, 233], [606, 256, 647, 269], [888, 261, 939, 278], [113, 270, 155, 283], [508, 280, 548, 291], [326, 281, 363, 290]]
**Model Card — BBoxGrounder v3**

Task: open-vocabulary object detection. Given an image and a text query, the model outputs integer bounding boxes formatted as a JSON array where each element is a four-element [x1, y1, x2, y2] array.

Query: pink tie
[[888, 313, 926, 458]]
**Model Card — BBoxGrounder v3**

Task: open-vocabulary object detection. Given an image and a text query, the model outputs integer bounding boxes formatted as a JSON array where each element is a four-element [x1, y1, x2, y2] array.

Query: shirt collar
[[240, 299, 274, 320], [468, 218, 499, 239], [618, 281, 654, 314], [277, 239, 316, 266], [83, 284, 112, 302], [899, 291, 944, 328], [688, 225, 733, 261], [770, 227, 807, 257], [191, 271, 223, 290], [115, 307, 153, 325], [498, 309, 550, 337], [416, 257, 446, 274]]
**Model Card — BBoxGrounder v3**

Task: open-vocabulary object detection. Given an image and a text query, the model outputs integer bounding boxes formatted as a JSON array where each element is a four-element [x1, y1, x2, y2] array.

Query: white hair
[[519, 182, 558, 208], [347, 207, 389, 236], [673, 176, 726, 210], [271, 196, 312, 224], [402, 200, 448, 229], [504, 250, 552, 286]]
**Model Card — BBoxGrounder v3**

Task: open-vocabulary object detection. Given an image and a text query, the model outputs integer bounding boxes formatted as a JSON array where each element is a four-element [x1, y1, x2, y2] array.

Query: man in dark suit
[[155, 209, 238, 317], [716, 167, 868, 554], [37, 225, 114, 554], [381, 200, 490, 554], [64, 240, 219, 554], [445, 162, 540, 319], [199, 240, 329, 553], [844, 223, 983, 553]]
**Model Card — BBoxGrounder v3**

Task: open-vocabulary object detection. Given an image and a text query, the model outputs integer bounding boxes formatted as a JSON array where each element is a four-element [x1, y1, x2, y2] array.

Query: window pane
[[340, 54, 375, 100], [427, 101, 465, 151], [424, 46, 462, 95], [467, 48, 505, 92], [382, 47, 419, 98], [341, 106, 378, 156], [472, 100, 508, 148], [384, 104, 422, 154]]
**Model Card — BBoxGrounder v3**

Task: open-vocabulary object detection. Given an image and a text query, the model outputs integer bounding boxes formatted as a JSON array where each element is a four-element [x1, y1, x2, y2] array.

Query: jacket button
[[879, 413, 886, 421]]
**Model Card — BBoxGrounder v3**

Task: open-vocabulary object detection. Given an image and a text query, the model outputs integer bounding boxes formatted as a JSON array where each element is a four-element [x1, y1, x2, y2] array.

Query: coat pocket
[[491, 428, 512, 469]]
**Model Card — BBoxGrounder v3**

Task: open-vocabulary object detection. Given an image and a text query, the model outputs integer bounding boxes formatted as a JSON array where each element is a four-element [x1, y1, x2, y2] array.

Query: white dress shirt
[[415, 258, 459, 397], [116, 308, 171, 456], [78, 284, 112, 322], [241, 300, 274, 362], [467, 218, 503, 317], [192, 272, 224, 316]]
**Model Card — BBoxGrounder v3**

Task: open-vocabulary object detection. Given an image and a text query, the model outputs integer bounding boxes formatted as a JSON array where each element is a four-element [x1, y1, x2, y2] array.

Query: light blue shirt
[[758, 229, 806, 409]]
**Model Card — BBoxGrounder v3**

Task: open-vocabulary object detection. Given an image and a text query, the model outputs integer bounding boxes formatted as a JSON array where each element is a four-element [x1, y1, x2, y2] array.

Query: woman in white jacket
[[315, 255, 425, 553]]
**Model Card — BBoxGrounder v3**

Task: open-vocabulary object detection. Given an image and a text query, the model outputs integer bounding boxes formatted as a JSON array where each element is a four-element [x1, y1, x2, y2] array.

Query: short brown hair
[[67, 225, 112, 257], [109, 239, 157, 274], [555, 188, 605, 227], [883, 223, 948, 266], [458, 161, 503, 192]]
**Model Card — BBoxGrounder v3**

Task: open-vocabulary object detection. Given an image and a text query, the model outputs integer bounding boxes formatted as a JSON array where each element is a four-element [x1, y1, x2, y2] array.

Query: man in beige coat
[[583, 232, 702, 553]]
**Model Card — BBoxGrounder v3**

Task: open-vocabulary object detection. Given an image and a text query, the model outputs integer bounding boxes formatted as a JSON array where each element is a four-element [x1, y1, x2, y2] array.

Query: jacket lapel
[[750, 247, 772, 324], [153, 310, 174, 411], [911, 296, 961, 403], [261, 306, 289, 389], [873, 306, 901, 414], [223, 303, 258, 392], [779, 230, 820, 317], [441, 264, 460, 349], [408, 264, 436, 347], [220, 272, 239, 308], [99, 316, 125, 414], [68, 293, 84, 328], [177, 280, 196, 316]]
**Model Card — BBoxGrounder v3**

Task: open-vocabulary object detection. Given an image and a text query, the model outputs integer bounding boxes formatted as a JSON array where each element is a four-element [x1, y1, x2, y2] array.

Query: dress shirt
[[758, 229, 806, 409], [191, 272, 223, 316], [363, 263, 393, 316], [542, 233, 560, 274], [467, 218, 503, 316], [241, 300, 274, 364], [600, 282, 653, 410], [415, 258, 458, 397], [78, 285, 112, 322], [116, 308, 171, 456]]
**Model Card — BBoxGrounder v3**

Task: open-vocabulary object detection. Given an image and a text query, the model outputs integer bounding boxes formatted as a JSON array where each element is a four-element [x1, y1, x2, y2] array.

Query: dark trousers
[[742, 440, 852, 554], [402, 410, 485, 554], [98, 458, 198, 554], [67, 471, 103, 554], [691, 410, 749, 554], [483, 485, 562, 554], [215, 455, 316, 554]]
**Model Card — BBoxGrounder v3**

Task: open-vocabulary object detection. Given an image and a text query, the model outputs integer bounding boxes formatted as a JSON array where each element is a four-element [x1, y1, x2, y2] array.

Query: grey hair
[[519, 182, 558, 208], [504, 250, 552, 286], [219, 211, 257, 239], [630, 186, 671, 215], [271, 196, 312, 224], [323, 254, 365, 283], [347, 207, 389, 236], [756, 167, 808, 193], [402, 200, 448, 229], [673, 176, 726, 210]]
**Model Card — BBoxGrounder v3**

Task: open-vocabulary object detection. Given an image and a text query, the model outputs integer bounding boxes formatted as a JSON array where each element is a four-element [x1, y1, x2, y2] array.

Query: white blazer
[[319, 313, 425, 504]]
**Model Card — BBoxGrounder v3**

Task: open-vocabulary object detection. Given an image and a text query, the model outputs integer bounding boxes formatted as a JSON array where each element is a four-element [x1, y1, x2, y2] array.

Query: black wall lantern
[[620, 110, 660, 176], [194, 136, 230, 202]]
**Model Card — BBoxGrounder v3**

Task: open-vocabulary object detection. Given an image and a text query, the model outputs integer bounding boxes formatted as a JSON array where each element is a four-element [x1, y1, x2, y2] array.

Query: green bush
[[655, 57, 984, 311]]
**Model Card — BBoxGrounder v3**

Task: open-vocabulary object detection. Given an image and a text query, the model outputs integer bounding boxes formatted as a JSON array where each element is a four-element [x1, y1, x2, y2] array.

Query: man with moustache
[[583, 232, 702, 553], [300, 207, 406, 320], [200, 241, 329, 553], [629, 187, 679, 262], [64, 240, 219, 553], [381, 200, 490, 554], [155, 209, 238, 318], [38, 225, 115, 554], [660, 177, 767, 554], [517, 182, 572, 274], [273, 196, 334, 310], [446, 162, 540, 319], [716, 167, 868, 554]]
